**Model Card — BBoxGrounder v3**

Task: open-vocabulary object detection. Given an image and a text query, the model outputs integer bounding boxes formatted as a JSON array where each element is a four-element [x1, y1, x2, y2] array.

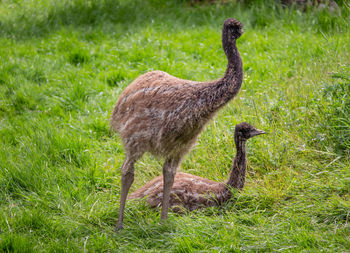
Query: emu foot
[[115, 223, 124, 232]]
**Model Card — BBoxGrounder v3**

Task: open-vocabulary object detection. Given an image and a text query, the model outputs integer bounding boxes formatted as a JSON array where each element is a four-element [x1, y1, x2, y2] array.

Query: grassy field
[[0, 0, 349, 251]]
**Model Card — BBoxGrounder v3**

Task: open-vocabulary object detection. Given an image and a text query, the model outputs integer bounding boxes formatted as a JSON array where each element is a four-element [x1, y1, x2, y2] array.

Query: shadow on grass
[[2, 0, 345, 41], [107, 202, 178, 250], [0, 0, 150, 39], [0, 0, 230, 41]]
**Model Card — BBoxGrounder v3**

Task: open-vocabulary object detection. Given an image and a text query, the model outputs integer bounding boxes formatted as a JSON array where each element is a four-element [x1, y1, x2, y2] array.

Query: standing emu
[[128, 123, 265, 211], [111, 18, 243, 230]]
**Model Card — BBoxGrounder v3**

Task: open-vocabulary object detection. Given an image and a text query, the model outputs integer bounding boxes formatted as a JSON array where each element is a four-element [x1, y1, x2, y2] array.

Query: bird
[[110, 18, 244, 230], [128, 122, 265, 212]]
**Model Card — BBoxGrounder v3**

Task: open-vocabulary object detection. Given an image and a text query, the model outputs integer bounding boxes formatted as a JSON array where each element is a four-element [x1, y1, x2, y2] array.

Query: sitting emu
[[128, 122, 265, 211]]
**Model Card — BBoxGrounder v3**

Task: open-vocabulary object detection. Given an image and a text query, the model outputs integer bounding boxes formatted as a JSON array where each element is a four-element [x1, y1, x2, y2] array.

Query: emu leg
[[161, 158, 180, 220], [116, 158, 135, 231]]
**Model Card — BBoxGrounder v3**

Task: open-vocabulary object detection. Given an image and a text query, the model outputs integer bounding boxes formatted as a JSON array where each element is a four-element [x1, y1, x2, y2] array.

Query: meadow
[[0, 0, 349, 251]]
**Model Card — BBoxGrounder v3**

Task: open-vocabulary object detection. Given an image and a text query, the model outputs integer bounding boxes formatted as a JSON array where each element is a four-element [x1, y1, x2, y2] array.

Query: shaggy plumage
[[128, 123, 265, 211], [111, 18, 244, 230]]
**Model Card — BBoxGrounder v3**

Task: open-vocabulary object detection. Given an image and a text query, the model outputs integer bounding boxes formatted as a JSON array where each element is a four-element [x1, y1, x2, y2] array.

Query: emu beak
[[252, 129, 265, 136]]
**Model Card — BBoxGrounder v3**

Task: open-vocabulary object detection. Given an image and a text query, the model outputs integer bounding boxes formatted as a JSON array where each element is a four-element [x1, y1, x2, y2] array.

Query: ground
[[0, 0, 349, 252]]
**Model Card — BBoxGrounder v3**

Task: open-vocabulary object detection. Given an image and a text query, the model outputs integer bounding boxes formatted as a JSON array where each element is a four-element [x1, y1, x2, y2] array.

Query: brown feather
[[128, 123, 265, 212], [111, 18, 244, 230]]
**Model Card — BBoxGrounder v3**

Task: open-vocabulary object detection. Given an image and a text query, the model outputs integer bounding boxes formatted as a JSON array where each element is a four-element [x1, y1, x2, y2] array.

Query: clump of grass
[[68, 49, 90, 66], [0, 233, 35, 253], [321, 72, 350, 154], [102, 68, 130, 87]]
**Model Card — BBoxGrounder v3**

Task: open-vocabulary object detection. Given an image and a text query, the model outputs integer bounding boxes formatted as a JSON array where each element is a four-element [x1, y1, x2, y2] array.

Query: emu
[[111, 18, 244, 230], [128, 123, 265, 211]]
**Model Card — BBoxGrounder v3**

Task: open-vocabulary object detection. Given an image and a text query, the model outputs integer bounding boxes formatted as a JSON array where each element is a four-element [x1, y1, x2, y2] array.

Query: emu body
[[128, 123, 265, 211], [111, 18, 244, 230]]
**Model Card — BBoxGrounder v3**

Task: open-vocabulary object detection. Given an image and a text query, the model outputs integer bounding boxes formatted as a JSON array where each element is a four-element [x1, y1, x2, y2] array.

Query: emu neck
[[226, 138, 247, 189], [222, 37, 243, 88], [198, 37, 243, 114], [214, 137, 247, 204]]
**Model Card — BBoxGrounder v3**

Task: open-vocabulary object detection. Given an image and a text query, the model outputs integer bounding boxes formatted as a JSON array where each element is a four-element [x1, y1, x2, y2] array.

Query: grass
[[0, 0, 349, 251]]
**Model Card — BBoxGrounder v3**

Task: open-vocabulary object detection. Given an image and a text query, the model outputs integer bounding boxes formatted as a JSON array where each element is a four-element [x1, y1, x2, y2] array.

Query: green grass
[[0, 0, 349, 251]]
